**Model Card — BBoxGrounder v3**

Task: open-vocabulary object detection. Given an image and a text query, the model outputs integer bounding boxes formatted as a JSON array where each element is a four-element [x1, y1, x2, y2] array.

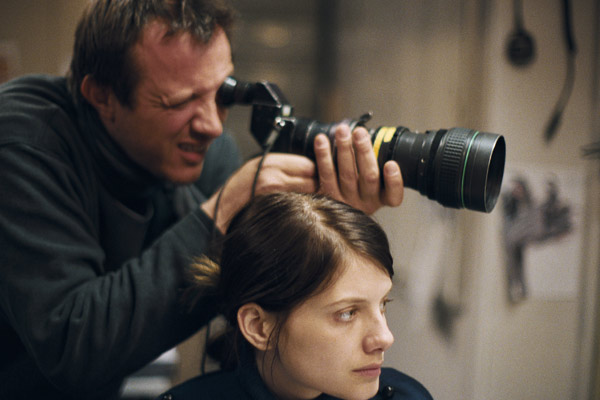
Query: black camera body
[[219, 77, 506, 213]]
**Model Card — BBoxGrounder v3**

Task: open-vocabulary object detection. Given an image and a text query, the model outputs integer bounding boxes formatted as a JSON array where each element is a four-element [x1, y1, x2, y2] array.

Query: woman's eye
[[338, 309, 356, 322], [381, 298, 393, 313]]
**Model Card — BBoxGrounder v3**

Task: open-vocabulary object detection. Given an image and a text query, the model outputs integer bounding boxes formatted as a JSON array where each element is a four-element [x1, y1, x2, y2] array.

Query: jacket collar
[[76, 101, 165, 204], [234, 344, 340, 400]]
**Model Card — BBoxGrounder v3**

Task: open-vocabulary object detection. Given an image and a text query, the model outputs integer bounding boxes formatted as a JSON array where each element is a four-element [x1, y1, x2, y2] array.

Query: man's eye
[[162, 97, 194, 110], [164, 101, 187, 110]]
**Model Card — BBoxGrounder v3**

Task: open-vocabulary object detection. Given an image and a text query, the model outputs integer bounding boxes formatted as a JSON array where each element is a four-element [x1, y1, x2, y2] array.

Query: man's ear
[[237, 303, 277, 351], [80, 75, 115, 123]]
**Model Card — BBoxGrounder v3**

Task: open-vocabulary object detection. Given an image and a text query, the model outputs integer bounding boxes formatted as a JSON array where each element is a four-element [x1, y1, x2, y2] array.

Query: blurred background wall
[[1, 0, 599, 399]]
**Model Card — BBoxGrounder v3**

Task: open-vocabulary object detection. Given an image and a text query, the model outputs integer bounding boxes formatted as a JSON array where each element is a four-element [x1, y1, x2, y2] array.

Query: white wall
[[334, 1, 599, 399], [474, 1, 599, 398]]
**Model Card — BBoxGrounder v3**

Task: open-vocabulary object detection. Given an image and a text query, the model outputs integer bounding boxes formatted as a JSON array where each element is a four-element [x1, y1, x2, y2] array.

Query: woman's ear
[[80, 74, 116, 123], [237, 303, 276, 351]]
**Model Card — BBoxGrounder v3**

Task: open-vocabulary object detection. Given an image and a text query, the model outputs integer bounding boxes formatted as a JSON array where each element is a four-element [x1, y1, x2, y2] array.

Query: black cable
[[514, 0, 524, 28], [198, 162, 232, 375], [195, 176, 226, 375], [250, 125, 282, 199], [544, 54, 576, 142], [561, 0, 577, 54], [544, 0, 577, 142], [199, 124, 281, 374]]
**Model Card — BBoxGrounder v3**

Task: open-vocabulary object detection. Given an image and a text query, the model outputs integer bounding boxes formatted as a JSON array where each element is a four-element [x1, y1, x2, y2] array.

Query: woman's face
[[263, 255, 394, 400]]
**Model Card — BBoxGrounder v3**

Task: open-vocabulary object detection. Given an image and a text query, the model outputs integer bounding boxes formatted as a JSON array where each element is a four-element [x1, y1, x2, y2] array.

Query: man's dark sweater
[[0, 75, 241, 399]]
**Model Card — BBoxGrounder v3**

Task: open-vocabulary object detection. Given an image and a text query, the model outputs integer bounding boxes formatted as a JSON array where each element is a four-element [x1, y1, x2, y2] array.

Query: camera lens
[[274, 121, 505, 213], [373, 127, 505, 212]]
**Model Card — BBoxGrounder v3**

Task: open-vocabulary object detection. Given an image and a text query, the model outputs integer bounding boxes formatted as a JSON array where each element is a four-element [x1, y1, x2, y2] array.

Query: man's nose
[[191, 100, 223, 138]]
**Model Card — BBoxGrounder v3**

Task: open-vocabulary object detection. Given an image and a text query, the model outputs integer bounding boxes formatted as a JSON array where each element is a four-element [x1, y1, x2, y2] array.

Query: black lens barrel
[[371, 126, 505, 212], [274, 120, 505, 213]]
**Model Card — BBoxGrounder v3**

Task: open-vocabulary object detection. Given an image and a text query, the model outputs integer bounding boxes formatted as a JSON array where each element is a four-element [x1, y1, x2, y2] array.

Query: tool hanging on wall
[[505, 0, 536, 67], [505, 0, 577, 144]]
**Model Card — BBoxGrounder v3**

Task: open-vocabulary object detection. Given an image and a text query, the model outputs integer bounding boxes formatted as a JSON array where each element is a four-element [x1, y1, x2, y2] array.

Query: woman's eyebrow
[[324, 288, 393, 309], [326, 297, 368, 308]]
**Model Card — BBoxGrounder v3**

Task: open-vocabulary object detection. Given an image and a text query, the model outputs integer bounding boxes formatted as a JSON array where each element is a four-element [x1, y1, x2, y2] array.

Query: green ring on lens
[[461, 131, 480, 208]]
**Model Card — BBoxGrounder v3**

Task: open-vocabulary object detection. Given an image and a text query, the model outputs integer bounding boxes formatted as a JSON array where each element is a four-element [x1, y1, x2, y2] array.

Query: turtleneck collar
[[235, 344, 279, 400], [75, 101, 166, 203]]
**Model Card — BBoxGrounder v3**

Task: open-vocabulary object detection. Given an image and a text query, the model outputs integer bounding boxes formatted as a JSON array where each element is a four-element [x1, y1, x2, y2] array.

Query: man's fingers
[[334, 125, 359, 197], [254, 153, 318, 193], [381, 160, 404, 207], [352, 127, 380, 200], [263, 153, 316, 175], [313, 133, 341, 198], [310, 126, 405, 214]]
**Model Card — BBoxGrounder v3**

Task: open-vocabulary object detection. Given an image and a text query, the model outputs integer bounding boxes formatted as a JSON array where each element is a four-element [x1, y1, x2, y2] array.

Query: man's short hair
[[67, 0, 235, 108]]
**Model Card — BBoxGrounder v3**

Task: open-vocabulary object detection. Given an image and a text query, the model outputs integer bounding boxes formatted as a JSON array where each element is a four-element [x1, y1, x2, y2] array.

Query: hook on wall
[[505, 0, 536, 67]]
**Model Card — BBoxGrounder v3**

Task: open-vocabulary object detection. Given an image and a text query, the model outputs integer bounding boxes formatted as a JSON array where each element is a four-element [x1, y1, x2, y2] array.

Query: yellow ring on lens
[[373, 127, 396, 158]]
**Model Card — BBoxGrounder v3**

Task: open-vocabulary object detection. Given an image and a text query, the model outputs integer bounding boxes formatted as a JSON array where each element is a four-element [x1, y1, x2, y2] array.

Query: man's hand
[[202, 123, 404, 232], [314, 124, 404, 215], [201, 153, 318, 233]]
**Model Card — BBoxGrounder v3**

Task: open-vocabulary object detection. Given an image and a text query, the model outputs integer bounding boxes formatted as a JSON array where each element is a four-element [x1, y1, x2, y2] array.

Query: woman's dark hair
[[189, 192, 394, 368], [67, 0, 236, 108]]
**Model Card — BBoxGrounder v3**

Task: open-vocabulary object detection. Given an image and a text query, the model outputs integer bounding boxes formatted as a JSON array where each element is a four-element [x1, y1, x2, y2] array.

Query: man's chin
[[161, 168, 204, 186]]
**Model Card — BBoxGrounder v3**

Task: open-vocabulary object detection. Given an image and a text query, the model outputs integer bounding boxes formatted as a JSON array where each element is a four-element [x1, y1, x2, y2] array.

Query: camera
[[219, 76, 506, 213]]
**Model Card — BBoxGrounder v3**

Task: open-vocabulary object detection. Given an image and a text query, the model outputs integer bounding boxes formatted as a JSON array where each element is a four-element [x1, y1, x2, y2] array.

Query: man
[[0, 0, 403, 398]]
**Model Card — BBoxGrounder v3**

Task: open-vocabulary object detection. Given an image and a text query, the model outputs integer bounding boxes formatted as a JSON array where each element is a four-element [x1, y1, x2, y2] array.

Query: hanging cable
[[544, 0, 577, 142], [250, 118, 285, 199], [199, 120, 283, 374]]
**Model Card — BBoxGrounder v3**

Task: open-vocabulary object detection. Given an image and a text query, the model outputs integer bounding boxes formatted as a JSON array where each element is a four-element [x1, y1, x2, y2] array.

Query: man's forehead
[[129, 22, 232, 102], [138, 19, 228, 47], [134, 21, 231, 75], [137, 20, 203, 55]]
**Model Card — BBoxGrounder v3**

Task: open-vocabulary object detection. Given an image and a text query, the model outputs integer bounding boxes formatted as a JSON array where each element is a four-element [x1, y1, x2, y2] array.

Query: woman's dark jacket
[[157, 345, 434, 400]]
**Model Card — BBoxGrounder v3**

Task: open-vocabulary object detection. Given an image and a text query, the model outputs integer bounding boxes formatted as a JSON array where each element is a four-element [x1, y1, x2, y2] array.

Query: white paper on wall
[[500, 163, 584, 302]]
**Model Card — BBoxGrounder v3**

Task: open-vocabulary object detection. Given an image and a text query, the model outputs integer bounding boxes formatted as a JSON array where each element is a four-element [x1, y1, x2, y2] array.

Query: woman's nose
[[363, 315, 395, 353]]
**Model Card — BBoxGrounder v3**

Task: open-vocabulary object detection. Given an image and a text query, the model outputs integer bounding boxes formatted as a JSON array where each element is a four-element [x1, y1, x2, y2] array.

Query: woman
[[158, 192, 432, 400]]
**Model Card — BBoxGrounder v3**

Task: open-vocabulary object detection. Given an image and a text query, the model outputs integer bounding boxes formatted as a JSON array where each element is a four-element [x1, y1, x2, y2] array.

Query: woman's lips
[[353, 364, 382, 378]]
